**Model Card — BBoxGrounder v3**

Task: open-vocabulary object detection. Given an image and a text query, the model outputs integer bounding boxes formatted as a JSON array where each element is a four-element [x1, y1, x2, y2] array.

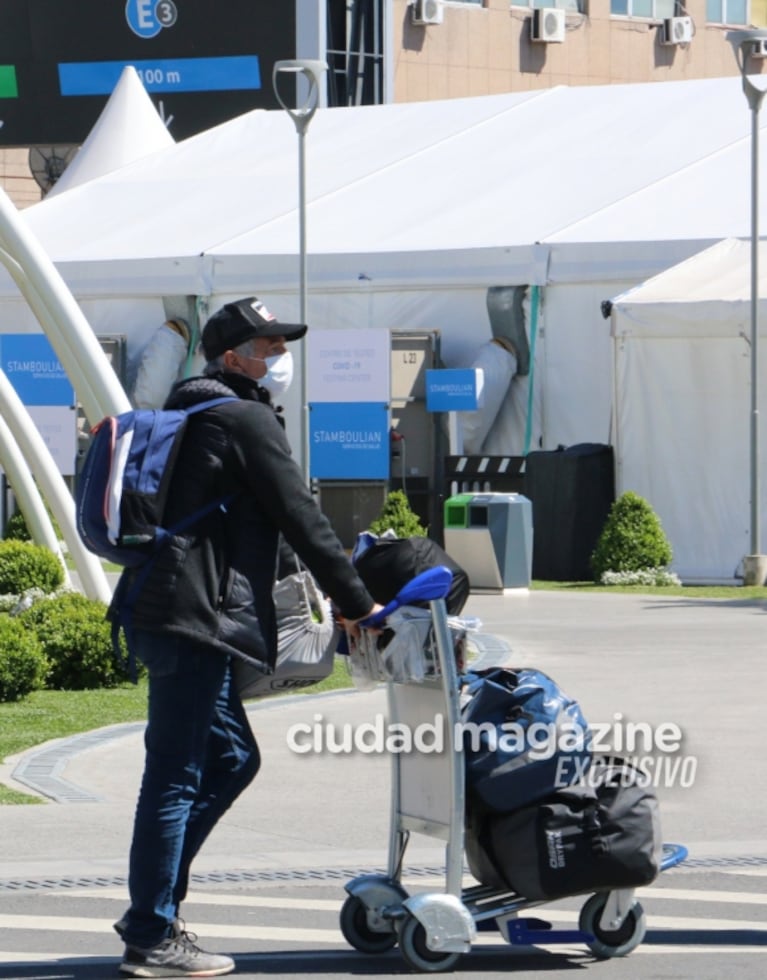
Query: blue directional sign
[[59, 57, 261, 96], [309, 403, 389, 480], [0, 335, 74, 406], [425, 369, 481, 412]]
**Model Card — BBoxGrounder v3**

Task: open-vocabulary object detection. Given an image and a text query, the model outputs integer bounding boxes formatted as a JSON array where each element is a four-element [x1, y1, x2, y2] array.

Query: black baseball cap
[[201, 297, 307, 361]]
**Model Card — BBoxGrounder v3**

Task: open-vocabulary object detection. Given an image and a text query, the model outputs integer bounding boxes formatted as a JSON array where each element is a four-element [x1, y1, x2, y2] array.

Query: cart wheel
[[578, 893, 647, 958], [397, 913, 462, 973], [339, 895, 398, 953]]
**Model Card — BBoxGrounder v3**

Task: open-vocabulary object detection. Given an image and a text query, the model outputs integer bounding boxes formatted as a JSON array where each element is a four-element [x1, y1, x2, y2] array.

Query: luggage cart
[[340, 566, 688, 973]]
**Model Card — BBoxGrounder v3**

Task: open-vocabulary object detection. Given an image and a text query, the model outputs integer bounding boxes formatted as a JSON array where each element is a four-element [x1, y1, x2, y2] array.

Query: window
[[512, 0, 582, 10], [706, 0, 748, 23], [610, 0, 674, 15]]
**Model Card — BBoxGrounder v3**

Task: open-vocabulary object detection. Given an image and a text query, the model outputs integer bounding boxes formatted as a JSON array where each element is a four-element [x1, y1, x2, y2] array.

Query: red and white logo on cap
[[250, 299, 276, 322]]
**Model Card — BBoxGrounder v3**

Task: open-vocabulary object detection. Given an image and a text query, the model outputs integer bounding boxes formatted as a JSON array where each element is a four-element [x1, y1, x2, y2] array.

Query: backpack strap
[[182, 395, 238, 415], [154, 395, 239, 544]]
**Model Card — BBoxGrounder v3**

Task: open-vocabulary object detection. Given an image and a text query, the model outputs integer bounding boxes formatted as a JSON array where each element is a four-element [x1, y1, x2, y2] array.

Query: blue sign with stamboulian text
[[425, 368, 481, 412], [0, 334, 74, 406], [309, 402, 389, 479]]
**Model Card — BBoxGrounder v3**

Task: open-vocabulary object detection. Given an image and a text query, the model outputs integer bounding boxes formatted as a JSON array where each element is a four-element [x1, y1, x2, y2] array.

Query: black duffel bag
[[354, 535, 470, 615], [461, 667, 592, 814], [465, 757, 662, 901]]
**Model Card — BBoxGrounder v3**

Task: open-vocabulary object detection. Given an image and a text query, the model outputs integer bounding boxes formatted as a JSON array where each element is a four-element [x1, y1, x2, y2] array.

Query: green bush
[[0, 540, 65, 594], [0, 616, 48, 702], [19, 592, 128, 690], [4, 504, 62, 542], [4, 509, 31, 541], [368, 490, 427, 538], [591, 491, 673, 582]]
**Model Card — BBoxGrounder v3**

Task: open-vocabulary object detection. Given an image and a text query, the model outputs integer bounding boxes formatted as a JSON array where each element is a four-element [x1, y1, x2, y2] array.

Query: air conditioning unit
[[530, 8, 566, 44], [752, 38, 767, 58], [411, 0, 444, 26], [661, 16, 693, 46]]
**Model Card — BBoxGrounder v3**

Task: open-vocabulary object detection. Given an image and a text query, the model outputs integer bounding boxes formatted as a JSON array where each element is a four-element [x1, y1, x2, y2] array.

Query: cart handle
[[361, 565, 453, 628]]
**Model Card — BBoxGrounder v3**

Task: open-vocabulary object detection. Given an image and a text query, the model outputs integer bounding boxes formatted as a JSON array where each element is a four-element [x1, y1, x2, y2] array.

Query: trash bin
[[443, 493, 474, 530], [443, 492, 533, 591]]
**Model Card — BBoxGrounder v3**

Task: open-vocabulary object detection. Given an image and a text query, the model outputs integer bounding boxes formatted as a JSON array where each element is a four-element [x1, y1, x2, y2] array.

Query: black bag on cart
[[465, 757, 662, 900], [354, 535, 470, 615]]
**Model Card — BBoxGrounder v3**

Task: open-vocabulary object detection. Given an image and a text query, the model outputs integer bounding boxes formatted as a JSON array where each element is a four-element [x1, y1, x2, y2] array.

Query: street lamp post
[[273, 59, 328, 482], [728, 31, 767, 585]]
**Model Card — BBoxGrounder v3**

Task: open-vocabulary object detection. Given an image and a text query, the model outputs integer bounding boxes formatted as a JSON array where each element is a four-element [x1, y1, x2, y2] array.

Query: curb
[[5, 685, 362, 803]]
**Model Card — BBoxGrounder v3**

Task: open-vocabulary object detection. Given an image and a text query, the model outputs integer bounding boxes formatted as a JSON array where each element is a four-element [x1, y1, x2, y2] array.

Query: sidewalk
[[1, 588, 765, 883]]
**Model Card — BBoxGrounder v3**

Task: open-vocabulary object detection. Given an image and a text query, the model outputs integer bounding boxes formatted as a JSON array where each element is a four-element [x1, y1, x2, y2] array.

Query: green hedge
[[0, 617, 48, 702], [19, 593, 128, 691], [0, 540, 64, 594], [591, 491, 672, 582], [4, 505, 63, 542], [368, 490, 427, 537], [0, 535, 135, 700]]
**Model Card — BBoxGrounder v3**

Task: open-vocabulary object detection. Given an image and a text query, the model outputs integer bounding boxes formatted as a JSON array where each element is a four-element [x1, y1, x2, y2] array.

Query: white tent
[[46, 66, 174, 198], [1, 75, 765, 560], [609, 237, 767, 581]]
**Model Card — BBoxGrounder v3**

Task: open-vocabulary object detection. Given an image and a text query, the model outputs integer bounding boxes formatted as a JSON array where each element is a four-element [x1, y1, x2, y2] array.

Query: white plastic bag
[[380, 607, 433, 683], [235, 570, 339, 699], [345, 606, 432, 687]]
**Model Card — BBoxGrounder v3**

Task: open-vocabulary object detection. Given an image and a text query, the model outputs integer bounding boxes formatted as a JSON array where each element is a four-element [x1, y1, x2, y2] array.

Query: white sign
[[27, 406, 77, 476], [307, 328, 390, 403]]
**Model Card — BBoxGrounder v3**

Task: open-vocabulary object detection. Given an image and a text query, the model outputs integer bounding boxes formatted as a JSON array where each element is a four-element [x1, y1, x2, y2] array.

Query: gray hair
[[203, 338, 257, 376]]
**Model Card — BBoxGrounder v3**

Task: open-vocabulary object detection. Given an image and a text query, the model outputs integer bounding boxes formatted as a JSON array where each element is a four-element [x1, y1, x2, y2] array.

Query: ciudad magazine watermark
[[285, 711, 697, 788]]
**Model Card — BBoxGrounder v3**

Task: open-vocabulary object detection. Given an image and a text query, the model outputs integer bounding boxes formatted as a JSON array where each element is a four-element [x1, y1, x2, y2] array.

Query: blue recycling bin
[[443, 492, 533, 591]]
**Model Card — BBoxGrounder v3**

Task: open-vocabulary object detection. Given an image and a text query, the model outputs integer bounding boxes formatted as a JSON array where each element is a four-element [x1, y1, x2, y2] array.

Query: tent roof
[[46, 66, 174, 199], [208, 76, 755, 258], [611, 238, 767, 304], [14, 75, 767, 295], [608, 237, 767, 338]]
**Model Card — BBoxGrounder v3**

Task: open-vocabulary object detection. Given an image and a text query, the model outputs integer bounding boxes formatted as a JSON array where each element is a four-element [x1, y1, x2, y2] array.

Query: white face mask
[[257, 351, 293, 398]]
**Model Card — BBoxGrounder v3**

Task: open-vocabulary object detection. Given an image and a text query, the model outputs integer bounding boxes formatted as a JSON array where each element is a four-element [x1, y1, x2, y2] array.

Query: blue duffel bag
[[461, 667, 592, 813]]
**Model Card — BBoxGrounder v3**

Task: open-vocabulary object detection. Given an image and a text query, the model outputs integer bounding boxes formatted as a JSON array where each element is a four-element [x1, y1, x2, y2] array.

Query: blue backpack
[[76, 397, 237, 678], [76, 397, 237, 567]]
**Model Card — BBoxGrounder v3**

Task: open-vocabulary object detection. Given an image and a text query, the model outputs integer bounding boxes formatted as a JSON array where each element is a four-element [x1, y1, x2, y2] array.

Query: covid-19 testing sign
[[306, 328, 390, 479]]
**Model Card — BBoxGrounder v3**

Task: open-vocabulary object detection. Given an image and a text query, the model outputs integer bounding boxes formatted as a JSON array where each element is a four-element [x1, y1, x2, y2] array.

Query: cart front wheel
[[339, 895, 398, 954], [579, 893, 646, 958], [398, 913, 463, 972]]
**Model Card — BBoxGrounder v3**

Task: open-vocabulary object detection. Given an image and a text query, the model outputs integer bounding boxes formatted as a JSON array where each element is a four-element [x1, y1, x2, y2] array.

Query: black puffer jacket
[[112, 372, 374, 671]]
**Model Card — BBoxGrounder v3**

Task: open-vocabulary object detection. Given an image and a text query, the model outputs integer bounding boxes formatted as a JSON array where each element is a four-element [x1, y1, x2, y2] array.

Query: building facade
[[393, 0, 754, 101]]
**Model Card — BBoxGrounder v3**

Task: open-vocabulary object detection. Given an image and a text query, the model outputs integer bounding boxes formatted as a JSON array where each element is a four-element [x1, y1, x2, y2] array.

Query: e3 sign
[[125, 1, 179, 39]]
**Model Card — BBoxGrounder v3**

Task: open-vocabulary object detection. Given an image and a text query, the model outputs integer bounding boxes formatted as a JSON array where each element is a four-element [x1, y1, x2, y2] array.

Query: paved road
[[1, 866, 766, 979], [0, 589, 765, 978]]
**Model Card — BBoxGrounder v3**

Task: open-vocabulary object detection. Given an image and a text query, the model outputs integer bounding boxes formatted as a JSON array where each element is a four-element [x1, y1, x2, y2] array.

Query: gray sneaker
[[119, 929, 235, 978]]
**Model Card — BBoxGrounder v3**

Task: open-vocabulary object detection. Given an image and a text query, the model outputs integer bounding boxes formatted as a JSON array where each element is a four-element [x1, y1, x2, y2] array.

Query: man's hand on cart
[[338, 602, 385, 640], [338, 566, 454, 643]]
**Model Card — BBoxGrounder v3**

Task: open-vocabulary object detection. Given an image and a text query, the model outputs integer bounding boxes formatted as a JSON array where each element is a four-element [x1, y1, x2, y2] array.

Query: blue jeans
[[121, 630, 260, 949]]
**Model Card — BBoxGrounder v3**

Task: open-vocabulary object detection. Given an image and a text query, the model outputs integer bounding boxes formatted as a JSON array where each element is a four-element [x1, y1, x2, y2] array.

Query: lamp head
[[272, 59, 328, 127], [727, 30, 767, 109]]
